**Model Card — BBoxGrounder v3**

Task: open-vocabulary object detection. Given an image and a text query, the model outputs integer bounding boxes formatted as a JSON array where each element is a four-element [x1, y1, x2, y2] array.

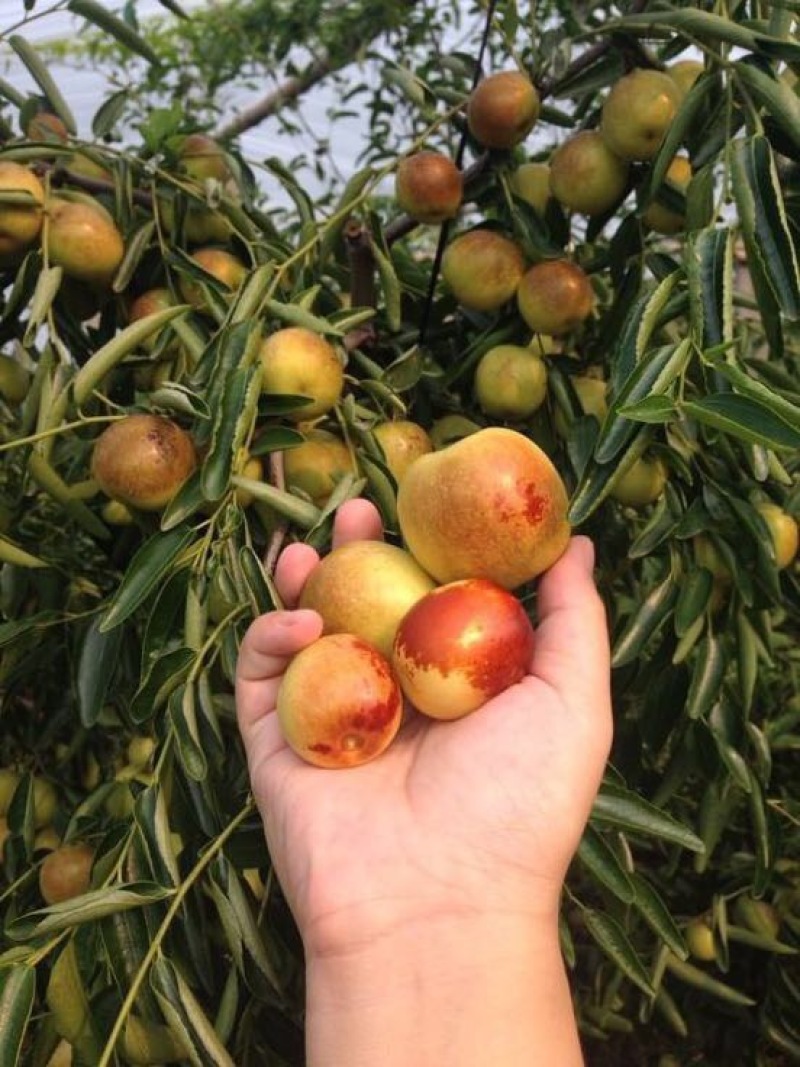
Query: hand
[[236, 498, 612, 958]]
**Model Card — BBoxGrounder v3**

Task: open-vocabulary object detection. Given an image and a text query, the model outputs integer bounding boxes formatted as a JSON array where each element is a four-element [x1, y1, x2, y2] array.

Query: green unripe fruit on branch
[[442, 229, 525, 312], [601, 69, 681, 162], [549, 130, 629, 216]]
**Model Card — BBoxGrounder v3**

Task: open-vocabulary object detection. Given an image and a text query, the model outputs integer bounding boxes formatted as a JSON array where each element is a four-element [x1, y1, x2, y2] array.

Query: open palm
[[236, 500, 612, 956]]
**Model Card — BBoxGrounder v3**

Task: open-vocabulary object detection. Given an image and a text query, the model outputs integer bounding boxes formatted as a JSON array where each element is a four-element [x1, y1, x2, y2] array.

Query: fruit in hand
[[474, 343, 547, 420], [277, 633, 403, 768], [467, 70, 540, 149], [642, 155, 692, 235], [397, 426, 570, 589], [39, 842, 95, 904], [756, 501, 799, 569], [45, 196, 125, 286], [392, 578, 535, 720], [517, 259, 595, 336], [601, 68, 681, 162], [373, 419, 433, 483], [442, 229, 525, 312], [0, 161, 45, 259], [258, 326, 344, 421], [395, 151, 463, 223], [549, 130, 629, 216], [299, 540, 435, 658], [91, 414, 197, 511]]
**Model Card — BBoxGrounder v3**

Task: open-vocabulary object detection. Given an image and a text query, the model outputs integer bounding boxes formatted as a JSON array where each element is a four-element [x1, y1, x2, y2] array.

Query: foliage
[[1, 1, 800, 1065]]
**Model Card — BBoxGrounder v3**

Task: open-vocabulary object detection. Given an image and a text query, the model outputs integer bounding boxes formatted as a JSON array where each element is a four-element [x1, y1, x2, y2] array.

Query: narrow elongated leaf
[[674, 569, 713, 636], [169, 684, 207, 780], [644, 74, 718, 200], [611, 571, 679, 668], [681, 393, 800, 451], [263, 298, 343, 336], [583, 909, 655, 997], [7, 883, 174, 940], [8, 36, 77, 133], [632, 877, 688, 959], [610, 272, 682, 390], [151, 955, 237, 1067], [599, 11, 800, 62], [45, 941, 100, 1057], [686, 633, 727, 720], [731, 135, 800, 320], [131, 647, 195, 724], [735, 59, 800, 155], [0, 965, 35, 1067], [201, 365, 261, 500], [568, 427, 653, 526], [67, 1, 162, 64], [664, 952, 756, 1006], [592, 784, 705, 853], [685, 228, 733, 349], [100, 527, 196, 632], [577, 826, 636, 903], [77, 616, 123, 727], [598, 338, 691, 463], [705, 356, 800, 433]]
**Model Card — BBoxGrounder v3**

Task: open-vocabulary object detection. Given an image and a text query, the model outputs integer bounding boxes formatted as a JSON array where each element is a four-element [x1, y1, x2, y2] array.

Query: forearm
[[305, 913, 583, 1067]]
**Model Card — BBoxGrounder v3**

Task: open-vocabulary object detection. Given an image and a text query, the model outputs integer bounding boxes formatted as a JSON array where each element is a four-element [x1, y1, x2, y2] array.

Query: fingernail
[[573, 535, 596, 574]]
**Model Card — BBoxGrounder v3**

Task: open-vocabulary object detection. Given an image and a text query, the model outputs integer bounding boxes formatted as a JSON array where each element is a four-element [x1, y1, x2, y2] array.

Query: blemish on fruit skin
[[521, 482, 547, 524], [308, 742, 332, 755]]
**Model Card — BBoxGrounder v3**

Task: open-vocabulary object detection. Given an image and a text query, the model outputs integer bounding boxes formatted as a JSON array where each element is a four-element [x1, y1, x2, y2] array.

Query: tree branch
[[215, 54, 334, 141]]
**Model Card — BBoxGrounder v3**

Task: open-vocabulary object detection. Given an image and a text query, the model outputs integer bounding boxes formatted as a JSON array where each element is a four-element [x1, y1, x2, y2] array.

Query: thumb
[[531, 536, 612, 731]]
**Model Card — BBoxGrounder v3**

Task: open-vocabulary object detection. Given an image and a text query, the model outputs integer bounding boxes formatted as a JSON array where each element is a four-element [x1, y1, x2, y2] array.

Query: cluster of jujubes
[[277, 427, 570, 768]]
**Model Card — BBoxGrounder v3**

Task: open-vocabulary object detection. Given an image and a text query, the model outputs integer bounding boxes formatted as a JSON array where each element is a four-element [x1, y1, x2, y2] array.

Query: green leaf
[[664, 953, 756, 1006], [262, 298, 343, 336], [611, 570, 679, 668], [686, 633, 727, 720], [617, 395, 677, 423], [151, 955, 237, 1067], [631, 877, 688, 960], [201, 365, 261, 500], [8, 36, 77, 133], [592, 783, 705, 853], [0, 965, 35, 1067], [735, 59, 800, 155], [731, 135, 800, 320], [598, 338, 691, 463], [685, 228, 734, 349], [681, 393, 800, 451], [67, 0, 162, 65], [6, 883, 174, 941], [609, 272, 682, 391], [598, 11, 800, 62], [674, 568, 713, 636], [582, 909, 655, 997], [704, 356, 800, 433], [577, 826, 636, 904], [643, 73, 718, 203], [131, 647, 195, 724], [77, 616, 123, 727], [168, 684, 207, 781], [100, 526, 196, 632]]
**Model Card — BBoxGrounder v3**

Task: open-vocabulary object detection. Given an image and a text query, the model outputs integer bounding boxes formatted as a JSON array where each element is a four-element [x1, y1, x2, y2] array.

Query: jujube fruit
[[179, 246, 247, 309], [467, 70, 540, 149], [510, 161, 552, 215], [258, 327, 344, 421], [283, 429, 356, 506], [299, 540, 435, 658], [395, 151, 463, 224], [549, 129, 629, 216], [39, 842, 95, 904], [0, 161, 45, 259], [601, 68, 681, 162], [177, 132, 232, 183], [474, 343, 548, 420], [277, 634, 403, 768], [45, 196, 124, 286], [610, 456, 668, 507], [756, 501, 799, 569], [91, 413, 197, 511], [397, 426, 570, 589], [392, 578, 535, 720], [373, 419, 433, 483], [442, 229, 525, 312], [642, 155, 692, 235], [517, 259, 595, 336]]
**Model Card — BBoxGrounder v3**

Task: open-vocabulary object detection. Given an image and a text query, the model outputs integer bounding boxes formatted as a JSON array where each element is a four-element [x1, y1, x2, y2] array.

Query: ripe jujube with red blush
[[392, 579, 535, 720], [277, 634, 403, 768]]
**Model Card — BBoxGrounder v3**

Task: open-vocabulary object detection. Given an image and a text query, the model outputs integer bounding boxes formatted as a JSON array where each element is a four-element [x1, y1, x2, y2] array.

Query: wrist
[[306, 911, 583, 1067]]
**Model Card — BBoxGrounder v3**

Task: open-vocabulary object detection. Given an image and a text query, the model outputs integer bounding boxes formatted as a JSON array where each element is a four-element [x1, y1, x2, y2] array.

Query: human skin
[[236, 499, 612, 1067]]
